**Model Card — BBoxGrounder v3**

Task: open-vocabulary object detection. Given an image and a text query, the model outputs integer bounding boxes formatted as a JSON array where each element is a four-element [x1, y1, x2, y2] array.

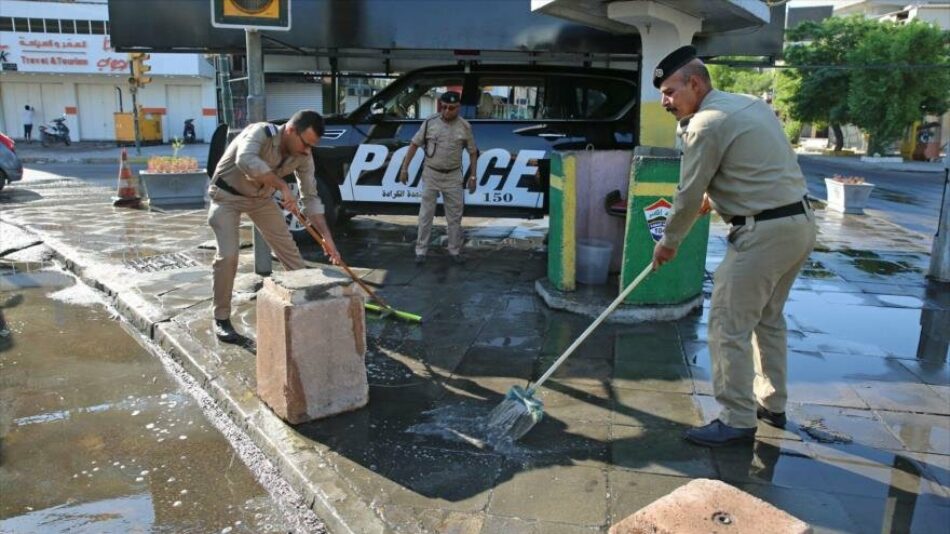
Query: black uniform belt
[[213, 178, 245, 197], [425, 164, 461, 173], [730, 199, 807, 226]]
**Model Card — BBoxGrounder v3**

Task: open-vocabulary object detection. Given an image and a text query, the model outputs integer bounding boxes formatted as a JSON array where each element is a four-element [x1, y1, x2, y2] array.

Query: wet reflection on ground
[[0, 266, 291, 533]]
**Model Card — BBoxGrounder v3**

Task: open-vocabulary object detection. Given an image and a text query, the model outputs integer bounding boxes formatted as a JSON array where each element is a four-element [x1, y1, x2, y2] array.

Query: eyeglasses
[[297, 131, 318, 150], [443, 104, 460, 111]]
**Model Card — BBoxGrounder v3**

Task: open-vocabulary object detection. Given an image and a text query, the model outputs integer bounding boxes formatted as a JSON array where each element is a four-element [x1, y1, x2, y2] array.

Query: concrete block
[[609, 478, 811, 534], [256, 268, 368, 423]]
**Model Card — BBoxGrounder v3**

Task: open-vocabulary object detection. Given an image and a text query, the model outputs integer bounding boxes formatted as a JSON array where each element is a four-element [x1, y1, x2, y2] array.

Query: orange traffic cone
[[113, 148, 141, 208]]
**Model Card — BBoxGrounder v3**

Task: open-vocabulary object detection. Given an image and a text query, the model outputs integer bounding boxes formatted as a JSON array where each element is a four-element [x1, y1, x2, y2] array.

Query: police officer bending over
[[651, 47, 817, 447], [399, 91, 478, 264], [208, 110, 342, 343]]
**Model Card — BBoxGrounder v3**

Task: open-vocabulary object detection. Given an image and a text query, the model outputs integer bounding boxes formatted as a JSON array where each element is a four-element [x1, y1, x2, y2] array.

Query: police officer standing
[[651, 47, 817, 447], [399, 91, 478, 264], [208, 110, 342, 343]]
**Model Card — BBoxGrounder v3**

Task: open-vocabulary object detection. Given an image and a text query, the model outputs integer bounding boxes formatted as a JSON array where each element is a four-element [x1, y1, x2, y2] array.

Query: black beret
[[440, 91, 461, 104], [653, 45, 697, 88]]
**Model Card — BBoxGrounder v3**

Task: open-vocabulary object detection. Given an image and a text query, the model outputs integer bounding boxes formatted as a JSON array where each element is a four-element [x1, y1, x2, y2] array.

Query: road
[[798, 155, 946, 236]]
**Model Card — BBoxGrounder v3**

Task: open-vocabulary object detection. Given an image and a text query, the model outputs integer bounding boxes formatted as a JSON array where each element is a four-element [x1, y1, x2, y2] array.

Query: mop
[[289, 207, 422, 323], [485, 263, 654, 441]]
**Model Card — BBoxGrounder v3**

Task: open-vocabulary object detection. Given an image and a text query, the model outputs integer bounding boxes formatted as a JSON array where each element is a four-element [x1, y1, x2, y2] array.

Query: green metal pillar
[[547, 152, 577, 291]]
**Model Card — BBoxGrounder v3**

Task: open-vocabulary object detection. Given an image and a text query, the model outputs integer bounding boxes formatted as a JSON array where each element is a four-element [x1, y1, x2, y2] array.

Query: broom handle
[[289, 208, 394, 310], [529, 263, 653, 394]]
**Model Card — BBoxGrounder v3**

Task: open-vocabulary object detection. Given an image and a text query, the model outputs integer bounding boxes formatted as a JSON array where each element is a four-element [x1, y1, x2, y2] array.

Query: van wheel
[[273, 180, 309, 239], [0, 171, 6, 191], [316, 177, 342, 228]]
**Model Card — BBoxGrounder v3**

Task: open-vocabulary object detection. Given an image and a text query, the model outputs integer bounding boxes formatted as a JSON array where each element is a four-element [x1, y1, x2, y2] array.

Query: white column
[[608, 1, 701, 148]]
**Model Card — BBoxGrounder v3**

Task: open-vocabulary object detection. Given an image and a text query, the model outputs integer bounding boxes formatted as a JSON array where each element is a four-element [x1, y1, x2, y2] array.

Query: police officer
[[398, 91, 478, 264], [208, 110, 342, 343], [651, 47, 817, 447]]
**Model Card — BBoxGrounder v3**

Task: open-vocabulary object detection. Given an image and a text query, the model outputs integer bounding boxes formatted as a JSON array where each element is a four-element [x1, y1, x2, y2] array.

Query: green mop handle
[[527, 263, 654, 395], [364, 302, 423, 323]]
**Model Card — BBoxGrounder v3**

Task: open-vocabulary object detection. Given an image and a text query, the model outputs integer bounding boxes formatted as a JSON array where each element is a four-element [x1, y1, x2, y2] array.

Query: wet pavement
[[1, 162, 948, 533], [0, 265, 300, 533]]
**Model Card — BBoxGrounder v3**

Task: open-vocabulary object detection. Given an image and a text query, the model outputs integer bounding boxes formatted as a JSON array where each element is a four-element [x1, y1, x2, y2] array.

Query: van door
[[343, 72, 466, 207]]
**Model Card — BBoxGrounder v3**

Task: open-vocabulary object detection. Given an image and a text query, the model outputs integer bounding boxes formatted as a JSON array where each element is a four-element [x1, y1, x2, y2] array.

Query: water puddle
[[800, 418, 854, 444], [851, 259, 916, 276], [406, 403, 532, 457]]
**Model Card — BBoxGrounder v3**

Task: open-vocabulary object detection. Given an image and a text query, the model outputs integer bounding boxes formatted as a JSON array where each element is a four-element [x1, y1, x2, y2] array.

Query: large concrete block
[[609, 478, 811, 534], [256, 268, 368, 424]]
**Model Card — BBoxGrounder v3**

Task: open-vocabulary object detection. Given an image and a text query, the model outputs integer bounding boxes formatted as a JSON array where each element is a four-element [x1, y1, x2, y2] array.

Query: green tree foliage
[[707, 63, 774, 97], [782, 16, 876, 150], [782, 16, 950, 154], [847, 21, 950, 155]]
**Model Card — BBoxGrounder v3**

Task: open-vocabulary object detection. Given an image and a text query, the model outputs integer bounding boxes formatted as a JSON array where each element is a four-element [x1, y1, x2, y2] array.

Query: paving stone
[[877, 410, 950, 455], [607, 471, 692, 525], [609, 478, 811, 534], [611, 390, 702, 428], [488, 464, 608, 526], [610, 425, 717, 478], [789, 404, 905, 450]]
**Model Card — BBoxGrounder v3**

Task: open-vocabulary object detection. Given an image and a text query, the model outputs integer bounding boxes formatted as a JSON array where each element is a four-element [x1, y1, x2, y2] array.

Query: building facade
[[0, 0, 217, 142]]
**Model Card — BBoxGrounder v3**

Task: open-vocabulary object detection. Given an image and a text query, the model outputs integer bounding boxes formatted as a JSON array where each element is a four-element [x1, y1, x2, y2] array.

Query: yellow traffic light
[[211, 0, 290, 31], [129, 52, 152, 87]]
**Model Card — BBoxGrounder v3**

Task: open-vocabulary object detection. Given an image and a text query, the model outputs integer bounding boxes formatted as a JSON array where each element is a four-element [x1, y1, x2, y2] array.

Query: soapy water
[[406, 403, 533, 456]]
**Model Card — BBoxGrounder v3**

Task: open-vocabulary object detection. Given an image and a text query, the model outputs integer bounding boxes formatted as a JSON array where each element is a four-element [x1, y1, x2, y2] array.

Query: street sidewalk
[[799, 153, 948, 174], [1, 172, 948, 533], [15, 141, 210, 166]]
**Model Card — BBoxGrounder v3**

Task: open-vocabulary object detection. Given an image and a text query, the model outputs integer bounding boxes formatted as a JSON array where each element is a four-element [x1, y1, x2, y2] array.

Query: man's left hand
[[652, 242, 677, 270], [467, 176, 477, 194]]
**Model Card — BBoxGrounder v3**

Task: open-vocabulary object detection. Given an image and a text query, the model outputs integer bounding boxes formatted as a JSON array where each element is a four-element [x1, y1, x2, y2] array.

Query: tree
[[707, 62, 774, 97], [847, 21, 950, 156], [782, 16, 876, 150]]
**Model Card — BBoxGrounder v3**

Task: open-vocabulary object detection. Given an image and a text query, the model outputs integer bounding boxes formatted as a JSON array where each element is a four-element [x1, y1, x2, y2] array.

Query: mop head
[[485, 385, 545, 442]]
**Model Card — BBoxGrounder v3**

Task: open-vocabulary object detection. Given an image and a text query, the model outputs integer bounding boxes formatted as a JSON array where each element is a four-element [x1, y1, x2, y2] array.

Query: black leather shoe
[[451, 254, 465, 264], [415, 254, 426, 265], [213, 319, 240, 344], [757, 405, 787, 429], [684, 419, 756, 448]]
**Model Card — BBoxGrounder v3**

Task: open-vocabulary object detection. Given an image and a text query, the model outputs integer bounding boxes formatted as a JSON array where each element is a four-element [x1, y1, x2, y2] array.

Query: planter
[[825, 178, 875, 214], [139, 170, 209, 207]]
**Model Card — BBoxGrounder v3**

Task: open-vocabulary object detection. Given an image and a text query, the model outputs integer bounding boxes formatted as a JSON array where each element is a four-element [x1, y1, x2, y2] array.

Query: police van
[[211, 63, 639, 235]]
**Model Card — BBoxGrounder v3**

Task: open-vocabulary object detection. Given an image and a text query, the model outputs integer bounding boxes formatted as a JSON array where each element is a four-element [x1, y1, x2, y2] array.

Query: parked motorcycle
[[39, 116, 71, 147], [183, 118, 196, 144]]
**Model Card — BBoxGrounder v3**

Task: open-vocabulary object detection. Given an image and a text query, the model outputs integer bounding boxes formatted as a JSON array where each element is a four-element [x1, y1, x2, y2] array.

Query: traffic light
[[129, 52, 152, 87], [211, 0, 291, 31]]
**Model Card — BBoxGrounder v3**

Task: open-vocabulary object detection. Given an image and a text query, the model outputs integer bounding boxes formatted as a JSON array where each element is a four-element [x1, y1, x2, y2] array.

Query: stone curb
[[6, 218, 390, 534]]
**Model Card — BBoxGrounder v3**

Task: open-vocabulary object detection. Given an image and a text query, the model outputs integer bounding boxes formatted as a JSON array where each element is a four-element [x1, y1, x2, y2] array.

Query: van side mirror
[[370, 102, 385, 117]]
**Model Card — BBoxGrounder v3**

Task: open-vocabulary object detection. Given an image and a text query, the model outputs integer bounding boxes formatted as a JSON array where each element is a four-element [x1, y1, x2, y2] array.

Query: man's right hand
[[398, 168, 409, 185], [277, 182, 296, 211]]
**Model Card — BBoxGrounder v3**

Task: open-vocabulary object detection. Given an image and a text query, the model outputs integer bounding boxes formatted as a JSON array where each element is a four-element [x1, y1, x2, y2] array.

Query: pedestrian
[[398, 91, 478, 264], [650, 46, 817, 447], [208, 109, 342, 343], [22, 105, 34, 142]]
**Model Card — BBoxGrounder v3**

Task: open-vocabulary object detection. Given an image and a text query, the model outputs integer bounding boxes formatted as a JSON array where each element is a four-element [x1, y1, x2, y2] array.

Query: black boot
[[213, 318, 240, 344], [757, 404, 787, 429]]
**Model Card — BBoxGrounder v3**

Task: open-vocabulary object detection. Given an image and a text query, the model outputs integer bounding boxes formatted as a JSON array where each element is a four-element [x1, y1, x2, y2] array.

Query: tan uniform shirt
[[411, 115, 476, 172], [660, 90, 807, 249], [212, 122, 324, 214]]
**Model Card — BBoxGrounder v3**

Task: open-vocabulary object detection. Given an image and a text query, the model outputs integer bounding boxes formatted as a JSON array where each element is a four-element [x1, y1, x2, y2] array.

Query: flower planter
[[825, 178, 875, 214], [139, 170, 209, 207]]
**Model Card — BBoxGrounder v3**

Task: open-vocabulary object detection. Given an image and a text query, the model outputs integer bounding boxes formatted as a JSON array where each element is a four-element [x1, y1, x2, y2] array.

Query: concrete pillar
[[607, 1, 700, 148], [927, 151, 950, 282], [256, 268, 368, 424], [609, 478, 812, 534]]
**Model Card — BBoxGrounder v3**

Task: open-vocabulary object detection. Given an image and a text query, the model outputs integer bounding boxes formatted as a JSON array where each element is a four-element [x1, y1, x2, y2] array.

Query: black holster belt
[[214, 178, 245, 197], [425, 164, 461, 173], [730, 200, 806, 226]]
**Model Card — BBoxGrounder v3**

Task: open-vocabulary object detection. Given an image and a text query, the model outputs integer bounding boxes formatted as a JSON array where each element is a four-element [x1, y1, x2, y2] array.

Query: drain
[[712, 511, 733, 525], [124, 252, 200, 272]]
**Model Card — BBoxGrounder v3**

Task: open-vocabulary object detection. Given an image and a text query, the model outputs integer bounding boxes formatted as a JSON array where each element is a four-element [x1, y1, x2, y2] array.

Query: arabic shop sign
[[0, 33, 128, 73]]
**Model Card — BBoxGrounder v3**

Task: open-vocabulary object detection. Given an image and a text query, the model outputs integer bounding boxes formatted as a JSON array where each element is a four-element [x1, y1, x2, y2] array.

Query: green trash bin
[[620, 147, 710, 305]]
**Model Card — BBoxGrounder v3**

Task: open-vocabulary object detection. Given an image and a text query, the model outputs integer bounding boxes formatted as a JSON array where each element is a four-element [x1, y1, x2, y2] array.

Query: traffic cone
[[112, 148, 141, 208]]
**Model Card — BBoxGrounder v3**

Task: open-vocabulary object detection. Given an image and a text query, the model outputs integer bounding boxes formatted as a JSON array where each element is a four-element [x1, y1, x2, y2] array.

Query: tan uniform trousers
[[208, 188, 305, 320], [709, 210, 817, 428], [415, 168, 465, 256]]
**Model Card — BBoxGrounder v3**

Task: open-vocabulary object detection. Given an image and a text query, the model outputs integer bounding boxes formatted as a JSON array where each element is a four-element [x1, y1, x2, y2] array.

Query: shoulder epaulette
[[263, 123, 278, 138]]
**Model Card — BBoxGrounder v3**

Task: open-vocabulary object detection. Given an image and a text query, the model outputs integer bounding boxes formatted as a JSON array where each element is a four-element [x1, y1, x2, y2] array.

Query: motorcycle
[[39, 116, 71, 147], [183, 118, 196, 144]]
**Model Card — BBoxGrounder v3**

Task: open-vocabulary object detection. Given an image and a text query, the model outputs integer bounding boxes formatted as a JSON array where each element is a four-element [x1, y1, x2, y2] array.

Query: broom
[[289, 206, 422, 323], [485, 263, 654, 441]]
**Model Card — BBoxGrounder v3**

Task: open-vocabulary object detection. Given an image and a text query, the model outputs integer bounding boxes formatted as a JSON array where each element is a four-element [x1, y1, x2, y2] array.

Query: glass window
[[91, 20, 107, 35], [558, 75, 636, 119], [76, 20, 91, 34], [378, 75, 463, 119], [60, 20, 75, 34], [28, 18, 43, 32], [44, 19, 59, 33], [13, 18, 29, 32], [0, 18, 13, 32], [474, 77, 545, 120]]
